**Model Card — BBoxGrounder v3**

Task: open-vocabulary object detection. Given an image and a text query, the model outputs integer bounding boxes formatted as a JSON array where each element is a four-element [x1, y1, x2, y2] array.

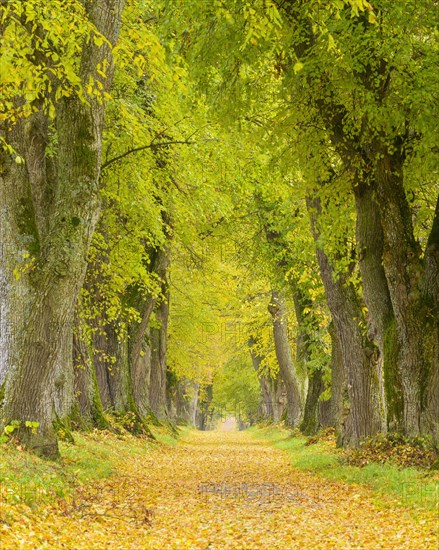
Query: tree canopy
[[0, 0, 438, 456]]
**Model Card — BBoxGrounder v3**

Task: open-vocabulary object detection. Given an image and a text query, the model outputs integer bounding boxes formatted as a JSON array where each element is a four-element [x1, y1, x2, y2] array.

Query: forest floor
[[0, 428, 438, 549]]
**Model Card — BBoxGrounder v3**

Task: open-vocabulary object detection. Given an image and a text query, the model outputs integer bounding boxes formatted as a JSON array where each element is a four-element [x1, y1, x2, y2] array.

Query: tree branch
[[101, 140, 194, 170]]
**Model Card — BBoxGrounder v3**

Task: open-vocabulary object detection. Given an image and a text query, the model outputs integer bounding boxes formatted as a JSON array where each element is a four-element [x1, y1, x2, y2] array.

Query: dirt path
[[1, 430, 437, 549]]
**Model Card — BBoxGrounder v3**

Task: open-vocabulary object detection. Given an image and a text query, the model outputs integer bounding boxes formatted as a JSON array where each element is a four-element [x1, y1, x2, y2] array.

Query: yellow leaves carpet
[[1, 429, 437, 549]]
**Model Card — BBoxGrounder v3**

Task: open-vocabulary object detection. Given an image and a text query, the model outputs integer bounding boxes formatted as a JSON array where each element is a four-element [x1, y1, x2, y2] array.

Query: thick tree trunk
[[325, 322, 354, 445], [327, 323, 345, 431], [0, 0, 125, 457], [318, 397, 332, 429], [354, 182, 402, 431], [92, 320, 130, 413], [308, 196, 385, 446], [131, 332, 152, 418], [268, 290, 304, 426], [422, 195, 439, 443], [249, 344, 271, 419], [89, 314, 154, 435], [0, 136, 102, 456], [129, 298, 154, 402], [374, 151, 439, 438], [92, 326, 112, 411]]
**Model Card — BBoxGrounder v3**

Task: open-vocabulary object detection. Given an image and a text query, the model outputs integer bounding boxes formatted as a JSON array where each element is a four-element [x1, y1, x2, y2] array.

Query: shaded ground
[[1, 430, 437, 549]]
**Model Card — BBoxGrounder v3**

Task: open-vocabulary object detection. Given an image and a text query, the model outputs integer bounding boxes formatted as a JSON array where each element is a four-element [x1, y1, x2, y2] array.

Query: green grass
[[250, 426, 439, 512], [150, 425, 183, 446], [0, 427, 179, 510]]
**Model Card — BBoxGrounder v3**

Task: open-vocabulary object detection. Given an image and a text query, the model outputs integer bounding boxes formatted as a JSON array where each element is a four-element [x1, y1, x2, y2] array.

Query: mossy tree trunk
[[373, 150, 439, 440], [308, 195, 385, 446], [0, 0, 126, 457], [354, 180, 402, 432]]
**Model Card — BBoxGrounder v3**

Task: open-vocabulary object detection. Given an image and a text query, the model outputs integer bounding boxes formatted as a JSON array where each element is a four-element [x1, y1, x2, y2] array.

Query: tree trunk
[[131, 331, 152, 417], [149, 293, 170, 419], [249, 340, 285, 422], [0, 0, 126, 457], [72, 312, 107, 429], [175, 379, 198, 426], [89, 314, 154, 435], [422, 195, 439, 443], [92, 320, 130, 413], [291, 284, 325, 435], [354, 181, 403, 432], [308, 196, 385, 446], [301, 368, 324, 436], [248, 338, 274, 421], [128, 243, 169, 416], [374, 150, 439, 438], [327, 322, 344, 431], [268, 290, 304, 426], [196, 384, 213, 430]]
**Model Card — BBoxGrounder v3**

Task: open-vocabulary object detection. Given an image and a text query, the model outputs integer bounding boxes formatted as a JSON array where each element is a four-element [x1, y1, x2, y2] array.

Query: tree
[[0, 0, 126, 456]]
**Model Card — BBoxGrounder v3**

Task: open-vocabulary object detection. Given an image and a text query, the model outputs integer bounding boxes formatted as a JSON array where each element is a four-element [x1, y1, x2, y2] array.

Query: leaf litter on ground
[[0, 429, 437, 549]]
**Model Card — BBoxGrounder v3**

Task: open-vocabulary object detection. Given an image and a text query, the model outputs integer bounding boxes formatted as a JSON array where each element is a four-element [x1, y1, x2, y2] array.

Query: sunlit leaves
[[0, 0, 98, 127]]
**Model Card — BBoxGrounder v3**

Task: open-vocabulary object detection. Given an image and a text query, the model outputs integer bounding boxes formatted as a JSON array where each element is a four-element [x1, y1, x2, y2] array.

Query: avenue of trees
[[0, 0, 438, 457]]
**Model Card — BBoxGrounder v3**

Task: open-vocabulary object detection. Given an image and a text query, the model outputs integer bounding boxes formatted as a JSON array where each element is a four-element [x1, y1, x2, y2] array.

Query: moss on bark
[[383, 317, 404, 432]]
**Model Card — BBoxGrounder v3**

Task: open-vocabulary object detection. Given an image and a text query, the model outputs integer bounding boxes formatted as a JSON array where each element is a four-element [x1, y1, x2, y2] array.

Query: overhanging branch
[[101, 140, 194, 170]]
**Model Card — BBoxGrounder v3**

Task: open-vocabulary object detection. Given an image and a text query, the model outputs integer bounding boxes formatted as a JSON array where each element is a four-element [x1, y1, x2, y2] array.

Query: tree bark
[[149, 292, 170, 419], [373, 150, 439, 438], [422, 195, 439, 443], [292, 284, 325, 435], [354, 181, 403, 432], [268, 290, 304, 426], [196, 384, 213, 431], [307, 195, 385, 446], [249, 339, 285, 422], [0, 0, 126, 456], [131, 331, 152, 418], [128, 243, 169, 416], [301, 368, 324, 435], [174, 379, 198, 426], [72, 312, 107, 429]]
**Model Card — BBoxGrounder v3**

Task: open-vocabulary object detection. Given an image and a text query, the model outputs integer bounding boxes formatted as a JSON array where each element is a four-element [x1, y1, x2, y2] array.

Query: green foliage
[[3, 420, 21, 435], [24, 421, 40, 434], [2, 0, 438, 448], [53, 415, 74, 444], [0, 0, 104, 128], [211, 355, 260, 422], [3, 420, 40, 436]]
